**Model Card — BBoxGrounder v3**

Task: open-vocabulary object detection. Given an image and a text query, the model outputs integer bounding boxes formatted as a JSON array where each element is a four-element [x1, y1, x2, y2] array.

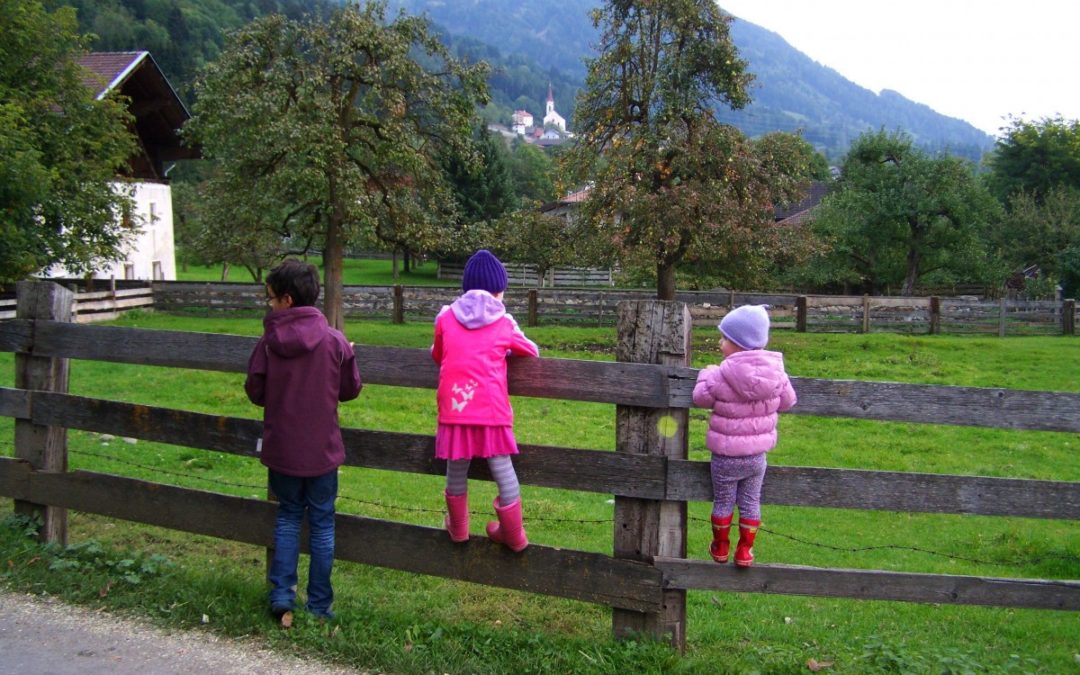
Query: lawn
[[178, 256, 452, 287], [0, 312, 1077, 674]]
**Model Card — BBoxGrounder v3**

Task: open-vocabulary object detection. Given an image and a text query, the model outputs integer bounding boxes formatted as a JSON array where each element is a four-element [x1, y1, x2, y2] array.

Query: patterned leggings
[[711, 453, 767, 520], [445, 455, 520, 506]]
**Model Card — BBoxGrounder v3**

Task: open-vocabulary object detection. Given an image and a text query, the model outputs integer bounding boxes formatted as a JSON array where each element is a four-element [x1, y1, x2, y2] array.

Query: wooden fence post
[[392, 285, 404, 324], [1064, 299, 1076, 336], [929, 296, 941, 335], [613, 300, 690, 650], [861, 294, 871, 334], [14, 281, 74, 544], [527, 289, 538, 327], [999, 297, 1007, 337], [796, 296, 808, 333]]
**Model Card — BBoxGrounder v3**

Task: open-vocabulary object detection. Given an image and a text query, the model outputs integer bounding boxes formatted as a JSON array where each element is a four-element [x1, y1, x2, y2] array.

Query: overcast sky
[[716, 0, 1080, 136]]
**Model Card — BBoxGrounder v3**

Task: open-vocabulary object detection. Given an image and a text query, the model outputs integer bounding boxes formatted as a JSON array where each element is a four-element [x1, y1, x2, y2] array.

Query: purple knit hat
[[719, 305, 771, 350], [462, 249, 508, 294]]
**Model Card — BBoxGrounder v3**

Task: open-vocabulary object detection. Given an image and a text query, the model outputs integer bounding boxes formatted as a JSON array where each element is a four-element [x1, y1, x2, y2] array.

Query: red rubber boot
[[486, 497, 528, 552], [710, 514, 733, 563], [735, 518, 761, 568], [444, 491, 469, 543]]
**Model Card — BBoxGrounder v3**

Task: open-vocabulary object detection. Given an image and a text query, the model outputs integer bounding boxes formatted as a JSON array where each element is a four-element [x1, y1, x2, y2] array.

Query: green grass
[[1, 314, 1078, 674], [178, 256, 452, 287]]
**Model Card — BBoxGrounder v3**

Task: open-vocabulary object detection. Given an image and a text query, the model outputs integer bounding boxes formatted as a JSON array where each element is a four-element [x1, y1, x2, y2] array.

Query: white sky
[[716, 0, 1080, 136]]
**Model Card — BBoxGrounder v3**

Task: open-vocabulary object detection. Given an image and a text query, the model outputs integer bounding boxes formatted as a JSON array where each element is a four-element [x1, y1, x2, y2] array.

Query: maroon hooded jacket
[[245, 306, 362, 476]]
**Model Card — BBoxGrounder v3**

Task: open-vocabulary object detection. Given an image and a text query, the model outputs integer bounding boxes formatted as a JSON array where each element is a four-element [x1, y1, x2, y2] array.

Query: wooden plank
[[0, 319, 33, 353], [670, 370, 1080, 433], [16, 389, 668, 498], [0, 459, 663, 612], [0, 388, 31, 420], [654, 557, 1080, 610], [666, 460, 1080, 520], [7, 322, 1080, 431]]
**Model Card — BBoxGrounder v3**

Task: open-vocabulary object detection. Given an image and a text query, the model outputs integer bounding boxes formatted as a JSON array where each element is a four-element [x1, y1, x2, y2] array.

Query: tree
[[809, 130, 1001, 295], [444, 126, 518, 225], [993, 186, 1080, 283], [986, 115, 1080, 203], [565, 0, 817, 299], [185, 1, 488, 328], [495, 205, 579, 286], [0, 0, 138, 283], [509, 142, 556, 204]]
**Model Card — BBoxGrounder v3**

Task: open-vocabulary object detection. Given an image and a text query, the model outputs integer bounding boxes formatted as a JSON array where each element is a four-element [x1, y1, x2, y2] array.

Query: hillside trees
[[985, 116, 1080, 293], [0, 0, 138, 283], [185, 1, 488, 328], [566, 0, 819, 300], [806, 130, 1001, 295]]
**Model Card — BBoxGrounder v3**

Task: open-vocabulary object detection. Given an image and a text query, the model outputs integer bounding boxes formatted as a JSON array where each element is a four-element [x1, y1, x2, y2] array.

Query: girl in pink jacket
[[693, 305, 797, 567], [431, 250, 539, 551]]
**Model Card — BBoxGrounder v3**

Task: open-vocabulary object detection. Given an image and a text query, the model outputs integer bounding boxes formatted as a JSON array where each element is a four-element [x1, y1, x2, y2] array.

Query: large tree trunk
[[392, 249, 400, 281], [657, 261, 677, 301], [324, 220, 346, 331], [902, 247, 920, 296]]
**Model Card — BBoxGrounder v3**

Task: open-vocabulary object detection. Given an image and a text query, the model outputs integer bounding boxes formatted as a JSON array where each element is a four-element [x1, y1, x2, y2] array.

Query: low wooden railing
[[1, 281, 1077, 650]]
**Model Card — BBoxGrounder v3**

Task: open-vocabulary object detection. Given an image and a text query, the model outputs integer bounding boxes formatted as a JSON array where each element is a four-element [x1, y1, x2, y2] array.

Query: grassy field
[[178, 256, 452, 286], [1, 312, 1077, 674]]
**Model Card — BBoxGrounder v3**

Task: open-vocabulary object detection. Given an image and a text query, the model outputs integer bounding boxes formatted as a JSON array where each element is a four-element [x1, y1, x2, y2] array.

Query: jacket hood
[[721, 349, 789, 400], [450, 289, 506, 329], [262, 306, 329, 358]]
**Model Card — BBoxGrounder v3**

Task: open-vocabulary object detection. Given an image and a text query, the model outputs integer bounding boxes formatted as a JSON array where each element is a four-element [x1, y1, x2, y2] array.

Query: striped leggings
[[445, 455, 520, 506]]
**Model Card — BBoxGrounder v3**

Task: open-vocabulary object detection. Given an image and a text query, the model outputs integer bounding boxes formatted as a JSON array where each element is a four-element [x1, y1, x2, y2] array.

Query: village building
[[542, 82, 566, 132], [44, 51, 197, 282]]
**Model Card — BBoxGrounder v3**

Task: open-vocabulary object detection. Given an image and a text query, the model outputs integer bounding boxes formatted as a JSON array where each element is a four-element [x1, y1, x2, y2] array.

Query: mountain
[[387, 0, 994, 162]]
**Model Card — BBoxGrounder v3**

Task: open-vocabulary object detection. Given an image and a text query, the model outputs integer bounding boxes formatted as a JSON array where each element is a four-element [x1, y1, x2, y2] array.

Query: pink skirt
[[435, 424, 519, 461]]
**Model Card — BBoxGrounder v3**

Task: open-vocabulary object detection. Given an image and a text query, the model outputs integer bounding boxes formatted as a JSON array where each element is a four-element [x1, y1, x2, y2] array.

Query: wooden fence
[[437, 261, 615, 287], [149, 281, 1077, 336], [0, 280, 153, 323], [1, 281, 1078, 650]]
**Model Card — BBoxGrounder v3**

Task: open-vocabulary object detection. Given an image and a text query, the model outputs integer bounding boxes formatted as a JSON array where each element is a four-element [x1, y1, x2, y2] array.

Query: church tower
[[542, 82, 566, 131]]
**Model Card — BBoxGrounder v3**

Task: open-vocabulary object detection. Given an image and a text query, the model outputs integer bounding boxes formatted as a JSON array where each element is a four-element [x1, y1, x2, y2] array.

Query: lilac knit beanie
[[462, 249, 508, 294], [719, 305, 770, 350]]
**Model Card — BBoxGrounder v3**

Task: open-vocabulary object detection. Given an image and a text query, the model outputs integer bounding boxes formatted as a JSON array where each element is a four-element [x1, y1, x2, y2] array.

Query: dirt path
[[0, 590, 361, 674]]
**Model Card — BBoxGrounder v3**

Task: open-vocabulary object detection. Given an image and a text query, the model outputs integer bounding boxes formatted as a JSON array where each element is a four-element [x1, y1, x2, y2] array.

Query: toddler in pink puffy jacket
[[692, 305, 796, 567]]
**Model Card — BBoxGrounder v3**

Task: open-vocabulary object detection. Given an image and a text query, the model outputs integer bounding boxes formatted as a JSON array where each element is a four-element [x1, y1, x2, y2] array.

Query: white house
[[511, 109, 534, 135], [45, 51, 197, 282]]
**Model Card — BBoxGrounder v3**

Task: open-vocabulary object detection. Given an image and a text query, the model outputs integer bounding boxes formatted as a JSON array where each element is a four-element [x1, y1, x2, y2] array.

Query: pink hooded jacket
[[431, 290, 539, 426], [692, 349, 797, 457]]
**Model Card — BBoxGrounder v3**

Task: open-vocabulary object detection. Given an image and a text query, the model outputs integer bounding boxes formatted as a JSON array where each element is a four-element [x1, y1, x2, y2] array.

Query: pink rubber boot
[[486, 497, 528, 552], [444, 491, 469, 543]]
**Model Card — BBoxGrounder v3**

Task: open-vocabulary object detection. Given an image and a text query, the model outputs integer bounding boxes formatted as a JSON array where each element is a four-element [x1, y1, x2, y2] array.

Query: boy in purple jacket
[[693, 305, 796, 567], [245, 259, 362, 623]]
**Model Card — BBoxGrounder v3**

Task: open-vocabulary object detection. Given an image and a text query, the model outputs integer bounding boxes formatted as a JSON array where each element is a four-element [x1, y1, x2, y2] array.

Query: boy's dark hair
[[266, 259, 320, 307]]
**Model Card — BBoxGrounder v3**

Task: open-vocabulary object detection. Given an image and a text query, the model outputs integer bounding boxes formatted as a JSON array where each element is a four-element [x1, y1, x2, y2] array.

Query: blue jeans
[[267, 469, 338, 616]]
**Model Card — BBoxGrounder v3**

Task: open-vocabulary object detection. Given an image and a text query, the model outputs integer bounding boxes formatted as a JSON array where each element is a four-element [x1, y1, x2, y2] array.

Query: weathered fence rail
[[146, 282, 1077, 336], [0, 282, 153, 323], [1, 281, 1078, 650]]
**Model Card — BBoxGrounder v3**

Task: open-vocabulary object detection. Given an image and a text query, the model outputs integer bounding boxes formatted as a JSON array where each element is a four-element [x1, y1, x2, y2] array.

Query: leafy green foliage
[[568, 1, 821, 298], [986, 115, 1080, 203], [0, 0, 139, 283], [185, 1, 489, 328], [800, 130, 1002, 294]]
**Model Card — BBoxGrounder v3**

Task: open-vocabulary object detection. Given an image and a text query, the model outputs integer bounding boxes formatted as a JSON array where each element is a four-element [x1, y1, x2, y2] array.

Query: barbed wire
[[73, 447, 1080, 568]]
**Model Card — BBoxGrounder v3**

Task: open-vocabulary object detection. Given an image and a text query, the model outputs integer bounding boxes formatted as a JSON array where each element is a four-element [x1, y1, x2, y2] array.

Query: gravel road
[[0, 590, 362, 674]]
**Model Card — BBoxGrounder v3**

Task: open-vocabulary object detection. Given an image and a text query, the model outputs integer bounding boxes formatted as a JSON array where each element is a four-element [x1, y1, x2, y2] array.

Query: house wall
[[43, 180, 177, 282]]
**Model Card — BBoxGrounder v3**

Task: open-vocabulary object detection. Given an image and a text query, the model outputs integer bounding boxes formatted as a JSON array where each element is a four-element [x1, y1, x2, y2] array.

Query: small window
[[124, 263, 135, 280], [152, 261, 163, 281]]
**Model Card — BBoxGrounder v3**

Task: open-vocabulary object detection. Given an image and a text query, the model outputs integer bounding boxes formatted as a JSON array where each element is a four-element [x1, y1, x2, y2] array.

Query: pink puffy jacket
[[692, 349, 797, 457]]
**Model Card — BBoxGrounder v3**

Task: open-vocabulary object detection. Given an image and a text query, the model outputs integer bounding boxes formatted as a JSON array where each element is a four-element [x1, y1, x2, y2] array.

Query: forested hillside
[[53, 0, 993, 161], [387, 0, 994, 161]]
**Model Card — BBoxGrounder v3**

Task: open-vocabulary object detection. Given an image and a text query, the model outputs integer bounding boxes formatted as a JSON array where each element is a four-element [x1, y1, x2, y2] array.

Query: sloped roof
[[774, 180, 828, 221], [75, 51, 199, 177]]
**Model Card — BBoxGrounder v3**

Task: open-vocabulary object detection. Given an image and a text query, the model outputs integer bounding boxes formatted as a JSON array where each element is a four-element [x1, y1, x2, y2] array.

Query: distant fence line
[[436, 261, 615, 287], [150, 282, 1077, 336], [1, 281, 1075, 336]]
